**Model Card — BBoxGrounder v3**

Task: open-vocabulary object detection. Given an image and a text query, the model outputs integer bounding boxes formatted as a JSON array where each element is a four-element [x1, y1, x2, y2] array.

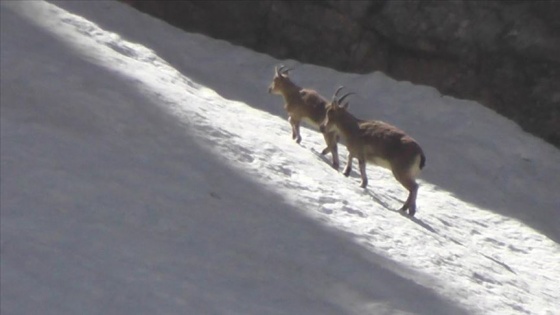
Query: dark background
[[122, 0, 560, 148]]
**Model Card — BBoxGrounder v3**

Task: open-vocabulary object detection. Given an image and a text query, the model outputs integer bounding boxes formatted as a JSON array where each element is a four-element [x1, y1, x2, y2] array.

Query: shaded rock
[[123, 0, 560, 148]]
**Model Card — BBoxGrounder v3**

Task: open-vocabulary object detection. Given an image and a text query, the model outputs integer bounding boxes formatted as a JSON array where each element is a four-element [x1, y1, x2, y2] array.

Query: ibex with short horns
[[320, 87, 426, 216], [268, 65, 340, 169]]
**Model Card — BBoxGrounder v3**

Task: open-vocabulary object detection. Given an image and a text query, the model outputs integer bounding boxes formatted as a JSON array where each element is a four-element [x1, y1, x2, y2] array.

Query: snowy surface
[[1, 1, 559, 315]]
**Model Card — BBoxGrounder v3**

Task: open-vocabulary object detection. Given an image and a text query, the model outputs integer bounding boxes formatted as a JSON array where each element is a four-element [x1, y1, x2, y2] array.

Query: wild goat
[[268, 65, 340, 169], [320, 88, 426, 216]]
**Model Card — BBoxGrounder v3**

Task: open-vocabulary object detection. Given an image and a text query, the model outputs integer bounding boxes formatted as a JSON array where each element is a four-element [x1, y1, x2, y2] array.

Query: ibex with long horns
[[320, 87, 426, 216], [268, 65, 340, 169]]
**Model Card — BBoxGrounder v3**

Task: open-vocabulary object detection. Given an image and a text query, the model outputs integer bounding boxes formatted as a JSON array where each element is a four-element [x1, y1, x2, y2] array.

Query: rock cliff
[[124, 0, 560, 148]]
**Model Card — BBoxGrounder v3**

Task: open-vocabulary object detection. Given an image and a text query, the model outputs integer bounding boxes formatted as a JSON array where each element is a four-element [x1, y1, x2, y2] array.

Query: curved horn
[[276, 65, 293, 76], [337, 92, 355, 104], [276, 65, 285, 76], [331, 86, 345, 101], [281, 67, 294, 74]]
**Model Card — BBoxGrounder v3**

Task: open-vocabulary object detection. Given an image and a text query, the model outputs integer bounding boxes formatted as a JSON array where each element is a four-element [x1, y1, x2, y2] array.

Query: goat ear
[[342, 102, 350, 109]]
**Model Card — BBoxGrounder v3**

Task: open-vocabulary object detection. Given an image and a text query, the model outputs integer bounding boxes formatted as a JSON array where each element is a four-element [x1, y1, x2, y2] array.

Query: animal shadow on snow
[[364, 189, 438, 235], [309, 145, 436, 234], [309, 146, 361, 177]]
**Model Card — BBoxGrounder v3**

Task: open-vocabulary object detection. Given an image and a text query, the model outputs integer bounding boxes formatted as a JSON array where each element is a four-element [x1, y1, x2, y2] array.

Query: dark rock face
[[124, 0, 560, 147]]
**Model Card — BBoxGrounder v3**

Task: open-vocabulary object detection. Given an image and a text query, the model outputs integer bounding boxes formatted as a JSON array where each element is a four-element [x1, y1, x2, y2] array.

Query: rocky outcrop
[[124, 0, 560, 148]]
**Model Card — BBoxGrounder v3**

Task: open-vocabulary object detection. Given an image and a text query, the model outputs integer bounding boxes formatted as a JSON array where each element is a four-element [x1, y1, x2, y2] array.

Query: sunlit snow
[[1, 1, 559, 315]]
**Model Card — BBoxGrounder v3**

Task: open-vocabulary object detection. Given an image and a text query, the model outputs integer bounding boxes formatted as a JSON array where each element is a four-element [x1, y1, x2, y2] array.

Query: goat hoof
[[343, 170, 350, 177], [321, 148, 329, 155], [360, 182, 368, 188], [398, 204, 415, 217], [407, 206, 416, 217], [332, 163, 339, 170]]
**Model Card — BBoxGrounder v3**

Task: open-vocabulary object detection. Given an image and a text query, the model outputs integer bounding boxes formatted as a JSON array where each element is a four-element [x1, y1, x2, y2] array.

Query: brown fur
[[320, 92, 426, 216], [268, 66, 340, 169]]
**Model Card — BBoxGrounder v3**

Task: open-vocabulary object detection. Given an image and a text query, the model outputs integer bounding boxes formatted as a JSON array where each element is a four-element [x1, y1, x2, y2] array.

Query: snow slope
[[1, 1, 559, 315]]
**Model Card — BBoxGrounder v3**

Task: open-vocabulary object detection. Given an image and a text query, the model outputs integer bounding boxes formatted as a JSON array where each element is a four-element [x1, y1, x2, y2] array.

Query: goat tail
[[420, 153, 426, 170]]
